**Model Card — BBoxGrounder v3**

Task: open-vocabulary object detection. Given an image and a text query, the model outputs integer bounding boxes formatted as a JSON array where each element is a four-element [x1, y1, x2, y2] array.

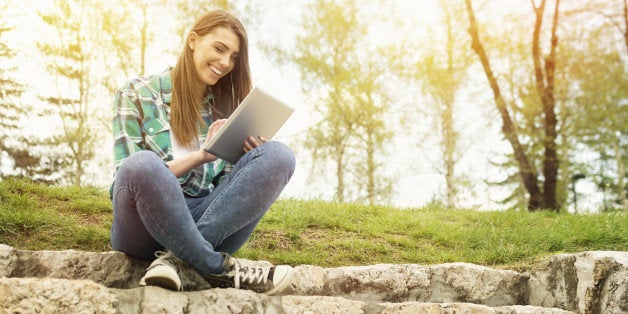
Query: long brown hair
[[170, 10, 252, 146]]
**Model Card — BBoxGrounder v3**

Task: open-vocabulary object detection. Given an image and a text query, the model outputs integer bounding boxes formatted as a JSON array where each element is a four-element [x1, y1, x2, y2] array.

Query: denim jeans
[[110, 141, 295, 276]]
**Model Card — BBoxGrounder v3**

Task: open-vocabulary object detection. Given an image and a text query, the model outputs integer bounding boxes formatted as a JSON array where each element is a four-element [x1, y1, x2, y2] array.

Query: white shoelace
[[231, 259, 271, 289], [148, 251, 180, 271]]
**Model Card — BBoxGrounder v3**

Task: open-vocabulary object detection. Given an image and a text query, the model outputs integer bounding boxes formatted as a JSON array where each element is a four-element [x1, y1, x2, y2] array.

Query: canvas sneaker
[[139, 251, 182, 291], [203, 253, 293, 295]]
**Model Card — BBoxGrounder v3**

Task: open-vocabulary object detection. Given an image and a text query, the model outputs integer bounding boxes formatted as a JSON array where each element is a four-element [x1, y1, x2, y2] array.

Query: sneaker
[[139, 251, 182, 291], [203, 253, 293, 295]]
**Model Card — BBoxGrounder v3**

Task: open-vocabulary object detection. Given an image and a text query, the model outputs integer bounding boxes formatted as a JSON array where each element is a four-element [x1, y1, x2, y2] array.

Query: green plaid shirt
[[112, 68, 227, 197]]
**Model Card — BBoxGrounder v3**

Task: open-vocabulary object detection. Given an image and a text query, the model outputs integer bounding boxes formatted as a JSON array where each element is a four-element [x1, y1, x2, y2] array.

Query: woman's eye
[[215, 46, 223, 53]]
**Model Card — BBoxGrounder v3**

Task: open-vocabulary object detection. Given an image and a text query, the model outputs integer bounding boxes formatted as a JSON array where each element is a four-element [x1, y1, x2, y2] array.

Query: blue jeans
[[110, 141, 295, 276]]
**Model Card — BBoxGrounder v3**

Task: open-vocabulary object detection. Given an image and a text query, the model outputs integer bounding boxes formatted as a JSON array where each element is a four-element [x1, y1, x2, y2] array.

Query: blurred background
[[0, 0, 626, 212]]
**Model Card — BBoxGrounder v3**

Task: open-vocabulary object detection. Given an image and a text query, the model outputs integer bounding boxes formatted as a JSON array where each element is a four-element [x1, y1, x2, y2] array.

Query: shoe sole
[[263, 266, 294, 296], [144, 276, 182, 291]]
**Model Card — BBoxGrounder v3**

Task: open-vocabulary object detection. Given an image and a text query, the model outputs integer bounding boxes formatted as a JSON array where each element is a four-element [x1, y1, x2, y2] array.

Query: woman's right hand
[[198, 119, 227, 163], [166, 119, 227, 177]]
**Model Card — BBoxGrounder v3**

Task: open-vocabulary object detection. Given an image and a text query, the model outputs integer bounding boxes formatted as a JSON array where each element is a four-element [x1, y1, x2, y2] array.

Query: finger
[[211, 119, 226, 127], [243, 140, 253, 152], [248, 135, 260, 147], [258, 136, 268, 143], [209, 120, 226, 133]]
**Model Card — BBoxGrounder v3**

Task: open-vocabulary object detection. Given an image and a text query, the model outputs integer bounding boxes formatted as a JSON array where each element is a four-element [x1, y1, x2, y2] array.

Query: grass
[[0, 178, 112, 251], [0, 177, 626, 269]]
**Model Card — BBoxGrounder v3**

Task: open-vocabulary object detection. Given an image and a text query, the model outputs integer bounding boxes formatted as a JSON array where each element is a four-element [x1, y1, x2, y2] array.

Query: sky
[[3, 0, 608, 211]]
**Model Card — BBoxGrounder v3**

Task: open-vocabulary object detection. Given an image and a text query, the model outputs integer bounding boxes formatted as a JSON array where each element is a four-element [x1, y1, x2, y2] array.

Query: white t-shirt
[[170, 133, 206, 175]]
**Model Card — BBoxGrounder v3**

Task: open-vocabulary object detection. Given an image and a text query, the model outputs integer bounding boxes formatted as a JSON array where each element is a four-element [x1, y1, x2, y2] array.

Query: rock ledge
[[0, 244, 625, 313]]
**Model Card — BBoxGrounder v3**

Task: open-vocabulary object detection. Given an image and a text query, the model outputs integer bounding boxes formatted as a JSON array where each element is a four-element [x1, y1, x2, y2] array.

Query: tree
[[348, 57, 394, 204], [562, 1, 628, 211], [101, 0, 152, 80], [0, 2, 41, 179], [623, 0, 628, 52], [465, 0, 564, 211], [297, 0, 362, 203], [410, 0, 475, 208], [37, 0, 119, 185], [0, 1, 24, 168], [266, 0, 394, 203], [465, 0, 627, 211]]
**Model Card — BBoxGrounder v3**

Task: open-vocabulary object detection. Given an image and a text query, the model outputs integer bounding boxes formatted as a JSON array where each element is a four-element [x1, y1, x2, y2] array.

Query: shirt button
[[149, 128, 154, 133]]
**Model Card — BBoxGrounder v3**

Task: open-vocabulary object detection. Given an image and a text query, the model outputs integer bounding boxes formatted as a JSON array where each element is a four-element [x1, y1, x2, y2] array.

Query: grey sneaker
[[139, 251, 182, 291], [204, 253, 293, 295]]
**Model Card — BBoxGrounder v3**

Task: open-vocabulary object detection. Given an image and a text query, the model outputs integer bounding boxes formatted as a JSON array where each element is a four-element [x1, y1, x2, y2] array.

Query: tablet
[[202, 87, 294, 164]]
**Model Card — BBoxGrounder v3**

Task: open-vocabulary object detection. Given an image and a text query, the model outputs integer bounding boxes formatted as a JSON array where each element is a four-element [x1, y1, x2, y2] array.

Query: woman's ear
[[188, 31, 198, 50]]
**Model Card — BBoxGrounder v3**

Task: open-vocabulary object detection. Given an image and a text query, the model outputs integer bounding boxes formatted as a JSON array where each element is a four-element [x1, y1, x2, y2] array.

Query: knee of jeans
[[117, 151, 164, 179], [264, 141, 296, 175]]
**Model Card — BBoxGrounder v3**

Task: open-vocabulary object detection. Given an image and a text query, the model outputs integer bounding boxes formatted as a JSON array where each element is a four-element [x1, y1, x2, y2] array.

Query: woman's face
[[188, 26, 240, 86]]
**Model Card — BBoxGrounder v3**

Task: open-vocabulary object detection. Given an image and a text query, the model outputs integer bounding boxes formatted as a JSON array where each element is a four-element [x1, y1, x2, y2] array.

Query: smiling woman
[[170, 12, 251, 148], [188, 27, 240, 86], [109, 9, 296, 295]]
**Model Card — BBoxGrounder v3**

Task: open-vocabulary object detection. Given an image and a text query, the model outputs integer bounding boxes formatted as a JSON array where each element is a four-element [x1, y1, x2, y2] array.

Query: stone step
[[0, 244, 625, 313], [0, 277, 574, 313]]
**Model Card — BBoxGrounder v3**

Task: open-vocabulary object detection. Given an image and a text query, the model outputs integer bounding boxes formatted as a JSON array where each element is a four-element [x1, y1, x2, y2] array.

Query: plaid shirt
[[112, 68, 227, 197]]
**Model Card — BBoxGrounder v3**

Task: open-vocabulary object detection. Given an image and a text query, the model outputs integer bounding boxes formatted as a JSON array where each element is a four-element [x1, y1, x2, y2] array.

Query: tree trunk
[[366, 132, 375, 205], [140, 8, 148, 75], [336, 145, 345, 203], [443, 8, 457, 209], [464, 0, 544, 210], [532, 0, 561, 211], [615, 134, 627, 211], [442, 99, 456, 208], [624, 0, 628, 53]]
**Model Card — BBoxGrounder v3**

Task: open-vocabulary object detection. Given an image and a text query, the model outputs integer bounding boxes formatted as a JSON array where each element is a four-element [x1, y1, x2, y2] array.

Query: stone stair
[[0, 244, 625, 313]]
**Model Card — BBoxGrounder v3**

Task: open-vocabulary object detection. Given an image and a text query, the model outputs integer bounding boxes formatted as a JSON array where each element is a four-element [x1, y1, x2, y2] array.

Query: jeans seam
[[135, 195, 182, 250], [197, 148, 262, 234], [116, 172, 182, 252]]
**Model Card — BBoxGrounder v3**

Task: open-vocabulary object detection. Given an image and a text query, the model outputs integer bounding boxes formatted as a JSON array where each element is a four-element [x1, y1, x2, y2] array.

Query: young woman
[[109, 9, 295, 295]]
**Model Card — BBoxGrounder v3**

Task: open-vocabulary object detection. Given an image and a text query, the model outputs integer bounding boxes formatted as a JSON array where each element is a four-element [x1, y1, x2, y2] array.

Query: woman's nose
[[220, 55, 231, 68]]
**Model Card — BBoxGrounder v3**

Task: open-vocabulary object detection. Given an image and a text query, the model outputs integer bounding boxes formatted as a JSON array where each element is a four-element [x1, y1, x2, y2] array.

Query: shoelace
[[149, 251, 180, 272], [231, 259, 271, 289], [154, 251, 169, 259]]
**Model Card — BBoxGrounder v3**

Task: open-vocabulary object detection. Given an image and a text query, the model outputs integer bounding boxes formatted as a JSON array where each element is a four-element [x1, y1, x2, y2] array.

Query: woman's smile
[[209, 64, 224, 76]]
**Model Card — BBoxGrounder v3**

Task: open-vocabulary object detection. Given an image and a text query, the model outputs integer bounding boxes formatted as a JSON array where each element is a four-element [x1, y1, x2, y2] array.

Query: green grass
[[0, 178, 112, 251], [0, 177, 626, 269]]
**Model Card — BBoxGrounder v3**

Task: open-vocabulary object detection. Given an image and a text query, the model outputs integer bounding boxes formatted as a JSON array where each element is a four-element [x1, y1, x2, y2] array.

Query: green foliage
[[563, 14, 628, 210], [465, 0, 627, 210], [0, 3, 33, 179], [408, 0, 475, 208], [36, 0, 103, 186], [275, 0, 395, 204], [2, 0, 625, 213]]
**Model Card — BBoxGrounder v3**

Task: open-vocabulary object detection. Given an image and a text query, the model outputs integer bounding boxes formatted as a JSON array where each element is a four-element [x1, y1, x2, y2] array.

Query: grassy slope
[[1, 178, 626, 269]]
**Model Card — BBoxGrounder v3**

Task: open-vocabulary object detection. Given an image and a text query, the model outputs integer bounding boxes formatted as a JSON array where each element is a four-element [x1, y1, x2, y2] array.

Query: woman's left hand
[[243, 135, 268, 153]]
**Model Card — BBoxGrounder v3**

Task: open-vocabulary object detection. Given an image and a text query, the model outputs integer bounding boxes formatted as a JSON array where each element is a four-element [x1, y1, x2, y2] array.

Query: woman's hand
[[243, 135, 268, 153], [198, 119, 228, 163], [167, 119, 227, 177]]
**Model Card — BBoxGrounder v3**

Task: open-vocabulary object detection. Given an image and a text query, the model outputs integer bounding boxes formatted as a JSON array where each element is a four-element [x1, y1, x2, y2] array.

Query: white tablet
[[202, 87, 294, 164]]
